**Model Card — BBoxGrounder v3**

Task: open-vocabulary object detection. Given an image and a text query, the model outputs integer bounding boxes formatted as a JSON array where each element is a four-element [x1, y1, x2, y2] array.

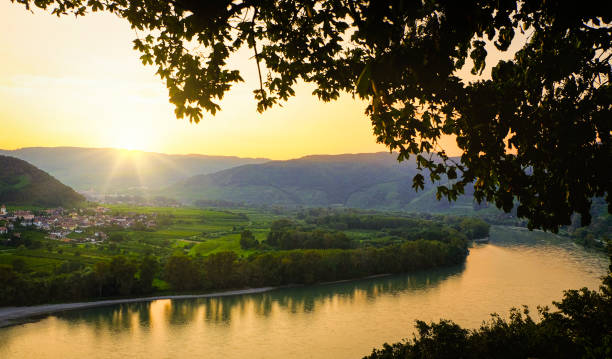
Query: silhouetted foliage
[[364, 275, 612, 359]]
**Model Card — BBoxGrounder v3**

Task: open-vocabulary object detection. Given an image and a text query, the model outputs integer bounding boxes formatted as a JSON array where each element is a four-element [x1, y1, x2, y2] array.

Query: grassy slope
[[0, 155, 85, 207]]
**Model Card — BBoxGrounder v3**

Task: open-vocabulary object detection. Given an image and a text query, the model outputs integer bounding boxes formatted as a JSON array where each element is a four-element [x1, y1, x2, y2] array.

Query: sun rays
[[101, 149, 148, 193]]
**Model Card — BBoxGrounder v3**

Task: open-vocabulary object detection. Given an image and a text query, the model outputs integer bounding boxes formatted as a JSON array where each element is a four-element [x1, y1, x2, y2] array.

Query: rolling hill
[[166, 152, 484, 212], [0, 147, 269, 192], [0, 155, 85, 207]]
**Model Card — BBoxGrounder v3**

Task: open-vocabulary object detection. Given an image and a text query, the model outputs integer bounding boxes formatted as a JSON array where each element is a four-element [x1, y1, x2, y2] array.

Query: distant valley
[[1, 147, 487, 213]]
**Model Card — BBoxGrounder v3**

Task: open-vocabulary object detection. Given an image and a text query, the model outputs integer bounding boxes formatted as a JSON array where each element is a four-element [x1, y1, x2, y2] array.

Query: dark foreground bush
[[364, 275, 612, 359]]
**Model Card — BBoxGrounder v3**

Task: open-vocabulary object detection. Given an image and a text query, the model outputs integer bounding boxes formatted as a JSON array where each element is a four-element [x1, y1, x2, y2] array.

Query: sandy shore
[[0, 287, 276, 328]]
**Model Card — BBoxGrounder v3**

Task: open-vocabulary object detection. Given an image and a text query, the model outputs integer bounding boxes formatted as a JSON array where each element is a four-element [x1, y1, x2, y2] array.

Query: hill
[[166, 152, 486, 213], [0, 155, 85, 207], [0, 147, 269, 192]]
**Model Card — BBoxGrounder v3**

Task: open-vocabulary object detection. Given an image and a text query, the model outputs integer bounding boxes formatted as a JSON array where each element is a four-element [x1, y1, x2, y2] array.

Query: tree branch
[[250, 8, 264, 93]]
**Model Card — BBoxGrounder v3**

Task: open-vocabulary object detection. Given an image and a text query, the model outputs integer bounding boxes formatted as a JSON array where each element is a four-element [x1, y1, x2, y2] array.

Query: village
[[0, 204, 158, 245]]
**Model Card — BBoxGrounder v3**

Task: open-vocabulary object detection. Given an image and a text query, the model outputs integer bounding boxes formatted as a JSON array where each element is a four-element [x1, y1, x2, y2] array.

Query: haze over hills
[[166, 152, 482, 212], [0, 155, 85, 207], [0, 147, 269, 192], [0, 147, 484, 212]]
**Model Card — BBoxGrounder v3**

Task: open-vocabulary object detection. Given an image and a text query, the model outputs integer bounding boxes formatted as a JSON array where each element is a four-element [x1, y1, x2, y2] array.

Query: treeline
[[444, 216, 490, 240], [0, 238, 468, 306], [265, 219, 353, 249], [301, 212, 490, 240], [165, 238, 468, 291], [0, 256, 158, 306], [364, 274, 612, 359]]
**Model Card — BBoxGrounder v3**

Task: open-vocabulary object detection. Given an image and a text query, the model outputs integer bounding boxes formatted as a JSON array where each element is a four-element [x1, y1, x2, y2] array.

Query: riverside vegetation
[[0, 206, 486, 306], [364, 265, 612, 359]]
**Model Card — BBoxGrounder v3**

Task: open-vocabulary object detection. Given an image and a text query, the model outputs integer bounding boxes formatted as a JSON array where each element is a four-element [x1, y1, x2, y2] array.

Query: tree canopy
[[12, 0, 611, 231]]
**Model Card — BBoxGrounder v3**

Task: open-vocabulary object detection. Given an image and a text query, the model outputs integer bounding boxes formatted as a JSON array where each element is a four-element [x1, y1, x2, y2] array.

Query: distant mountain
[[0, 155, 85, 207], [0, 147, 269, 192], [166, 152, 482, 212]]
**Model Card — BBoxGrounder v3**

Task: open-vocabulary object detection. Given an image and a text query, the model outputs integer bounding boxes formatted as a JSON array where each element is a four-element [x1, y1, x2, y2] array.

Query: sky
[[0, 2, 516, 160], [0, 2, 391, 159]]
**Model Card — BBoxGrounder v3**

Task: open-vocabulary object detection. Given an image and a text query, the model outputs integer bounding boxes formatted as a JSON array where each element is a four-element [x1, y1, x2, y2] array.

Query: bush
[[364, 276, 612, 359]]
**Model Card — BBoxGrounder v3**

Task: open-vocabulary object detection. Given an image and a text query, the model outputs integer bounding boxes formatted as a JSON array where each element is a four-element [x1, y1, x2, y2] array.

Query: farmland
[[0, 205, 285, 274]]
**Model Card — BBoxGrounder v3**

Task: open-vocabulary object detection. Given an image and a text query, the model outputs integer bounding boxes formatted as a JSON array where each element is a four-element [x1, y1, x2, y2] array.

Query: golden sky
[[0, 2, 392, 159]]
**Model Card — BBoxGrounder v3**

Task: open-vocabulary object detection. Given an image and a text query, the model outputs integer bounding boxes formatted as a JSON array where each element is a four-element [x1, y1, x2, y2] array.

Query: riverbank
[[0, 272, 400, 328], [0, 287, 276, 328]]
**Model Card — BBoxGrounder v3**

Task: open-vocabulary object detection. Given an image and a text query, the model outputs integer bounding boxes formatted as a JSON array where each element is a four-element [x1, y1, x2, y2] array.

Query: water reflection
[[57, 264, 466, 331]]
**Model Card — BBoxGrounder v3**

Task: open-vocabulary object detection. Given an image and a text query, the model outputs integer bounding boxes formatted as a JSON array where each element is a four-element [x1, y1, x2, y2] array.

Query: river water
[[0, 226, 608, 359]]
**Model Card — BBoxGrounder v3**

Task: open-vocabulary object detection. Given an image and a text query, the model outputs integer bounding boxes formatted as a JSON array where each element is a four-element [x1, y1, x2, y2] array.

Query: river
[[0, 226, 608, 359]]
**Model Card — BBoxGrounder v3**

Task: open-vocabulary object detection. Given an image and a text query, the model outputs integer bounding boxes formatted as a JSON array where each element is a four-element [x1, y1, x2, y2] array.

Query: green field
[[0, 205, 287, 273]]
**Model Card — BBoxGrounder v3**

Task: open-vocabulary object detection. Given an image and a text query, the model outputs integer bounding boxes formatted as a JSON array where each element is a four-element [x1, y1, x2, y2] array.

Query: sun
[[113, 128, 152, 151]]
